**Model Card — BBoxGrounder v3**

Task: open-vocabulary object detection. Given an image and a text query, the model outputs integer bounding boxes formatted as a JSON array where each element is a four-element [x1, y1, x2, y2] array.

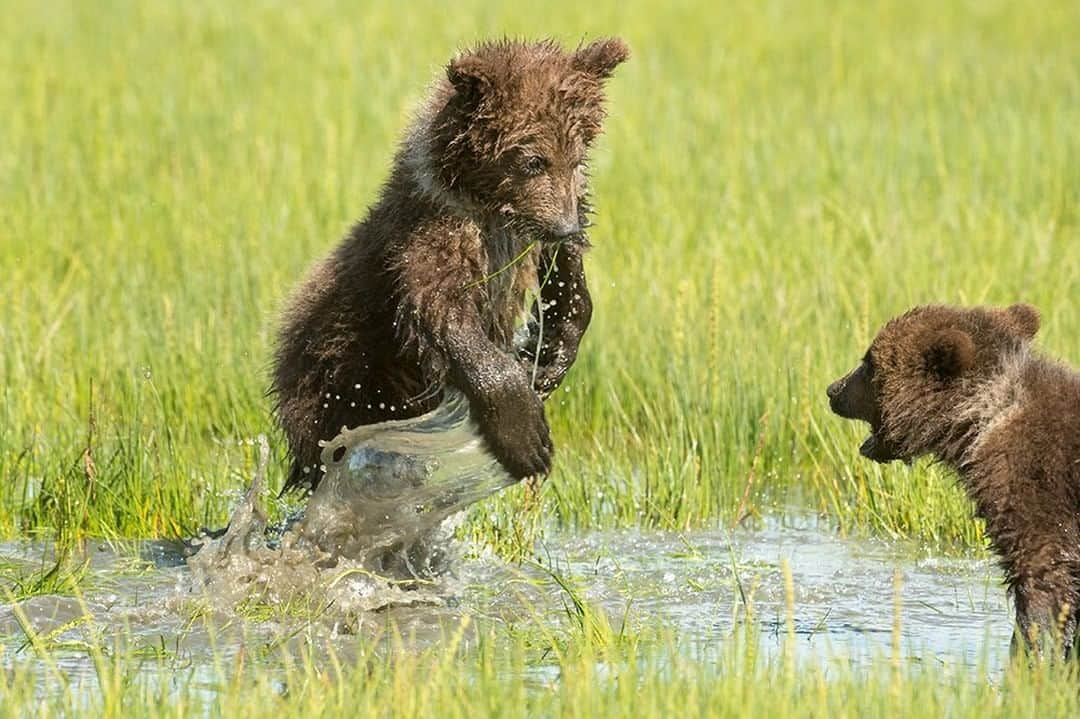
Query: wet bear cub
[[272, 39, 629, 492], [828, 304, 1080, 656]]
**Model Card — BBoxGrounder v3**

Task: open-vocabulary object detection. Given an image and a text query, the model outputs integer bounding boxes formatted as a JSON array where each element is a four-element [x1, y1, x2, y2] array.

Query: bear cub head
[[827, 303, 1041, 464], [423, 38, 629, 241]]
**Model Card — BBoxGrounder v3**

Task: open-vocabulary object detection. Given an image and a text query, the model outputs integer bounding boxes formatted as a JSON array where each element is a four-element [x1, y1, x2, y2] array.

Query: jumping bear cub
[[828, 304, 1080, 656], [271, 38, 629, 493]]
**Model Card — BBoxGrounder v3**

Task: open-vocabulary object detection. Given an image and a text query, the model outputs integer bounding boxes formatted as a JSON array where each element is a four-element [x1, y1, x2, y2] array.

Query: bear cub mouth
[[859, 432, 886, 462], [859, 426, 904, 464]]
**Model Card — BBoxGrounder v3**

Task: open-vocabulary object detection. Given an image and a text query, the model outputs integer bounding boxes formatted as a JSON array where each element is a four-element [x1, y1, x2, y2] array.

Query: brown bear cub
[[828, 304, 1080, 656], [272, 38, 629, 493]]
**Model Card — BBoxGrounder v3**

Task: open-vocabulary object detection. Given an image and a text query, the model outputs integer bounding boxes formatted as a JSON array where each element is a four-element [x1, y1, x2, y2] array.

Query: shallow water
[[0, 520, 1012, 690], [0, 394, 1013, 696], [543, 518, 1011, 670]]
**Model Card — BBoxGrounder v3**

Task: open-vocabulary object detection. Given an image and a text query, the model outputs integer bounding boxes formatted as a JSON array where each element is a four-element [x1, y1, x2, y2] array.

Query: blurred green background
[[1, 0, 1077, 547]]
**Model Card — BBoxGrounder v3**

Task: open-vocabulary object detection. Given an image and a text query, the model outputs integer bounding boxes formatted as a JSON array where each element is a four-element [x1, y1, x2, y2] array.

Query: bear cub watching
[[271, 38, 629, 493], [828, 304, 1080, 656]]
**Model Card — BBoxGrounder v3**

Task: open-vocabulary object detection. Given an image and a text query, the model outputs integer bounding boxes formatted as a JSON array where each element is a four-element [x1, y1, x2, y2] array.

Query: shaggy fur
[[827, 304, 1080, 657], [272, 38, 629, 492]]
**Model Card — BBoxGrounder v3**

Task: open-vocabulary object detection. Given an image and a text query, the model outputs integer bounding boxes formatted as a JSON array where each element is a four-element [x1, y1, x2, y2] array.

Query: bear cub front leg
[[443, 322, 554, 479], [519, 243, 593, 399]]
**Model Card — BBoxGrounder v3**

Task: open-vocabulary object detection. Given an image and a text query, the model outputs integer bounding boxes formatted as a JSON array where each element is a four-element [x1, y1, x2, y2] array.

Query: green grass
[[1, 0, 1078, 550], [0, 552, 90, 601], [2, 599, 1080, 719]]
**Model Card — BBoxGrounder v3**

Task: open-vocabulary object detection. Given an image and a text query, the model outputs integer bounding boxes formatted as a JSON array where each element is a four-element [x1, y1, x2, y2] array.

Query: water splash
[[186, 391, 518, 616]]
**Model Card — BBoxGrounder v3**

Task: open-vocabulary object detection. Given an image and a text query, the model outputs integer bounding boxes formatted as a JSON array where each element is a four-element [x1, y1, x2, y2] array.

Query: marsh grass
[[1, 0, 1078, 551], [2, 593, 1079, 719], [0, 552, 90, 601]]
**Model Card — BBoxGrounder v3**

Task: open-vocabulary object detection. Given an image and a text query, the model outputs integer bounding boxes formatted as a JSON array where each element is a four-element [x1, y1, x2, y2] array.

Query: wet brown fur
[[828, 304, 1080, 657], [272, 38, 629, 492]]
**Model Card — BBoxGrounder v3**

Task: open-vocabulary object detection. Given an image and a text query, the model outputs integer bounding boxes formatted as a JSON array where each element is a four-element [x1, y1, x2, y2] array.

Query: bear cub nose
[[826, 381, 845, 414]]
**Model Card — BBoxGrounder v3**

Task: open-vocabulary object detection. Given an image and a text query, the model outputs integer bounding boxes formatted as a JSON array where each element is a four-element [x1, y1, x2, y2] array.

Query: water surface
[[0, 394, 1012, 696], [0, 519, 1012, 690]]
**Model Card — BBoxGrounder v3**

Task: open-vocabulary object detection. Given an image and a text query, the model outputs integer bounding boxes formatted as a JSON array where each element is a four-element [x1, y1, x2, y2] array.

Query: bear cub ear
[[1000, 303, 1040, 341], [573, 37, 631, 79], [922, 328, 976, 381], [446, 53, 495, 100]]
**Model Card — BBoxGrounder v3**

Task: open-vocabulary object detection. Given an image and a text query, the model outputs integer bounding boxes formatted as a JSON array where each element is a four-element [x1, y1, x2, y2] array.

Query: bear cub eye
[[522, 156, 548, 176]]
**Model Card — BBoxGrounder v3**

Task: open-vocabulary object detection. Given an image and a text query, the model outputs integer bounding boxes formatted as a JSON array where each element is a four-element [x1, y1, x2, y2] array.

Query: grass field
[[2, 1, 1080, 712], [3, 0, 1077, 546]]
